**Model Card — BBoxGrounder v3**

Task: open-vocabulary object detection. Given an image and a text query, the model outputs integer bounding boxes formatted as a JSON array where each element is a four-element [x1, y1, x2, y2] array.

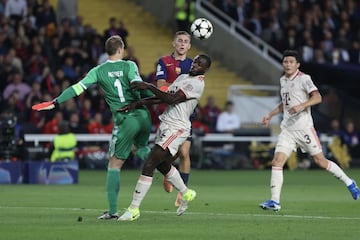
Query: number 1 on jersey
[[114, 78, 125, 102]]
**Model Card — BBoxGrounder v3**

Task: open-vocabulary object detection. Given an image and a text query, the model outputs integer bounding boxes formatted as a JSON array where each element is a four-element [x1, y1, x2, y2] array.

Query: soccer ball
[[190, 18, 213, 40]]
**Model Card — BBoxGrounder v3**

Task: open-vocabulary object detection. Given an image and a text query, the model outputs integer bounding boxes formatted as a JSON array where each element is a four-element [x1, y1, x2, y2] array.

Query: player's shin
[[270, 166, 283, 203], [129, 175, 153, 209], [165, 165, 187, 193], [106, 168, 120, 214], [326, 161, 353, 186]]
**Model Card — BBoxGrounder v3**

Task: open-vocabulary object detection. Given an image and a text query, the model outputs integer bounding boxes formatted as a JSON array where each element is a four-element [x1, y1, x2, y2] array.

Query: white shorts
[[275, 127, 322, 157], [155, 122, 190, 156]]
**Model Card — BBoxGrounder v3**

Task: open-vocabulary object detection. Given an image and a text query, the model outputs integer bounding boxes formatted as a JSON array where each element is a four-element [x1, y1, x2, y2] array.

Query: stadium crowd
[[0, 0, 358, 163], [0, 0, 225, 138], [210, 0, 360, 65]]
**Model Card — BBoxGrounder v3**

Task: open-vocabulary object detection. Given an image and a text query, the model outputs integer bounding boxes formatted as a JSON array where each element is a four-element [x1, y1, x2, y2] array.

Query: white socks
[[165, 165, 187, 194], [269, 160, 354, 204], [270, 166, 283, 203], [326, 161, 353, 186], [130, 175, 153, 209]]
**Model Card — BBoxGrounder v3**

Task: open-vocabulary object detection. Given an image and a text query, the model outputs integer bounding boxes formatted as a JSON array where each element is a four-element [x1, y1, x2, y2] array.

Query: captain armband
[[72, 82, 86, 96]]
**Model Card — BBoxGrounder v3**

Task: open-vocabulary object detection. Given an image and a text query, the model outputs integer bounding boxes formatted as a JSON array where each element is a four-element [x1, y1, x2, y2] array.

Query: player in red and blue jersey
[[156, 31, 194, 207]]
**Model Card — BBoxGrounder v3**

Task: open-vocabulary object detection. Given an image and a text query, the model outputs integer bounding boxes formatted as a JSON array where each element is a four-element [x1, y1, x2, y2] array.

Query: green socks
[[106, 168, 120, 214]]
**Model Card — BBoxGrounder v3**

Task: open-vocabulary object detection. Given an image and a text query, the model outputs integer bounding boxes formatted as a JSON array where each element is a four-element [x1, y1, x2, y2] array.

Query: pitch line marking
[[1, 206, 359, 220]]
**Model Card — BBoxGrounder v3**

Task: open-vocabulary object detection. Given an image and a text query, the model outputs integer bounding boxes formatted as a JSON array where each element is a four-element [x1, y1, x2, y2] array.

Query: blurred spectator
[[201, 95, 221, 133], [88, 34, 104, 65], [228, 0, 248, 26], [56, 0, 78, 24], [0, 30, 12, 56], [12, 35, 30, 65], [301, 38, 315, 63], [25, 42, 48, 83], [25, 81, 42, 109], [42, 110, 63, 133], [280, 27, 299, 51], [103, 17, 129, 48], [87, 112, 107, 134], [60, 56, 78, 82], [49, 120, 77, 162], [246, 10, 262, 37], [79, 98, 95, 124], [117, 20, 129, 48], [5, 47, 23, 73], [61, 97, 77, 119], [24, 96, 46, 133], [35, 0, 57, 29], [331, 47, 350, 65], [212, 0, 360, 66], [103, 118, 114, 134], [192, 105, 210, 135], [39, 67, 56, 95], [261, 18, 283, 49], [124, 46, 141, 74], [68, 111, 87, 133], [44, 35, 62, 71], [3, 71, 31, 101], [329, 118, 342, 137], [216, 100, 241, 133], [349, 40, 360, 64], [313, 49, 327, 64], [3, 91, 25, 117], [5, 0, 27, 28], [341, 119, 359, 150], [341, 118, 360, 160]]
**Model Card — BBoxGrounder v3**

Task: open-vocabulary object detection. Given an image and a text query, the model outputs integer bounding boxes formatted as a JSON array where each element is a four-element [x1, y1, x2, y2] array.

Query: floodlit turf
[[0, 169, 359, 240]]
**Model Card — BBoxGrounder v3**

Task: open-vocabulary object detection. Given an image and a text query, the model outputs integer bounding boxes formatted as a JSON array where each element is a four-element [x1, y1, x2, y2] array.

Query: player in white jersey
[[116, 54, 211, 221], [259, 50, 360, 211]]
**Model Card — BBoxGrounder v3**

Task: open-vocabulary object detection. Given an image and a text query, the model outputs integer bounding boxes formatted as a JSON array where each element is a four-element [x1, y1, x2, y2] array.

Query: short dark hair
[[105, 35, 124, 55], [198, 54, 212, 68], [282, 50, 301, 62]]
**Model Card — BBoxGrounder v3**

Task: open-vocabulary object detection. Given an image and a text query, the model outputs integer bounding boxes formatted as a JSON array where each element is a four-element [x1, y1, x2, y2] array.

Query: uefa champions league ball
[[190, 18, 213, 40]]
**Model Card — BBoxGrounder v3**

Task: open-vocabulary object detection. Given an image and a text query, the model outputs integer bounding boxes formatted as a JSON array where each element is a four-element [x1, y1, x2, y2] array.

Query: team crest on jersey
[[175, 67, 181, 74], [184, 84, 193, 92]]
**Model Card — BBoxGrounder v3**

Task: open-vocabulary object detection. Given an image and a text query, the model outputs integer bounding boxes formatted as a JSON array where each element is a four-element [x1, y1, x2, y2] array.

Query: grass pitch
[[0, 169, 359, 240]]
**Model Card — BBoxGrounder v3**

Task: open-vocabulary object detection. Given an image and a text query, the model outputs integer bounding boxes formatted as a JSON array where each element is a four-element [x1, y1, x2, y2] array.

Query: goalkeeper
[[33, 35, 153, 220]]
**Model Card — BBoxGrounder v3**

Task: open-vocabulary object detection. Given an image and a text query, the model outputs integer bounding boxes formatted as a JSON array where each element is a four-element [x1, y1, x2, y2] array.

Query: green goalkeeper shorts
[[109, 108, 151, 160]]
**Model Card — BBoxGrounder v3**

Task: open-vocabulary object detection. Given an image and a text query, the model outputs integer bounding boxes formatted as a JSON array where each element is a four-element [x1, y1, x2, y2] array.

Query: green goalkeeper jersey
[[57, 60, 152, 124]]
